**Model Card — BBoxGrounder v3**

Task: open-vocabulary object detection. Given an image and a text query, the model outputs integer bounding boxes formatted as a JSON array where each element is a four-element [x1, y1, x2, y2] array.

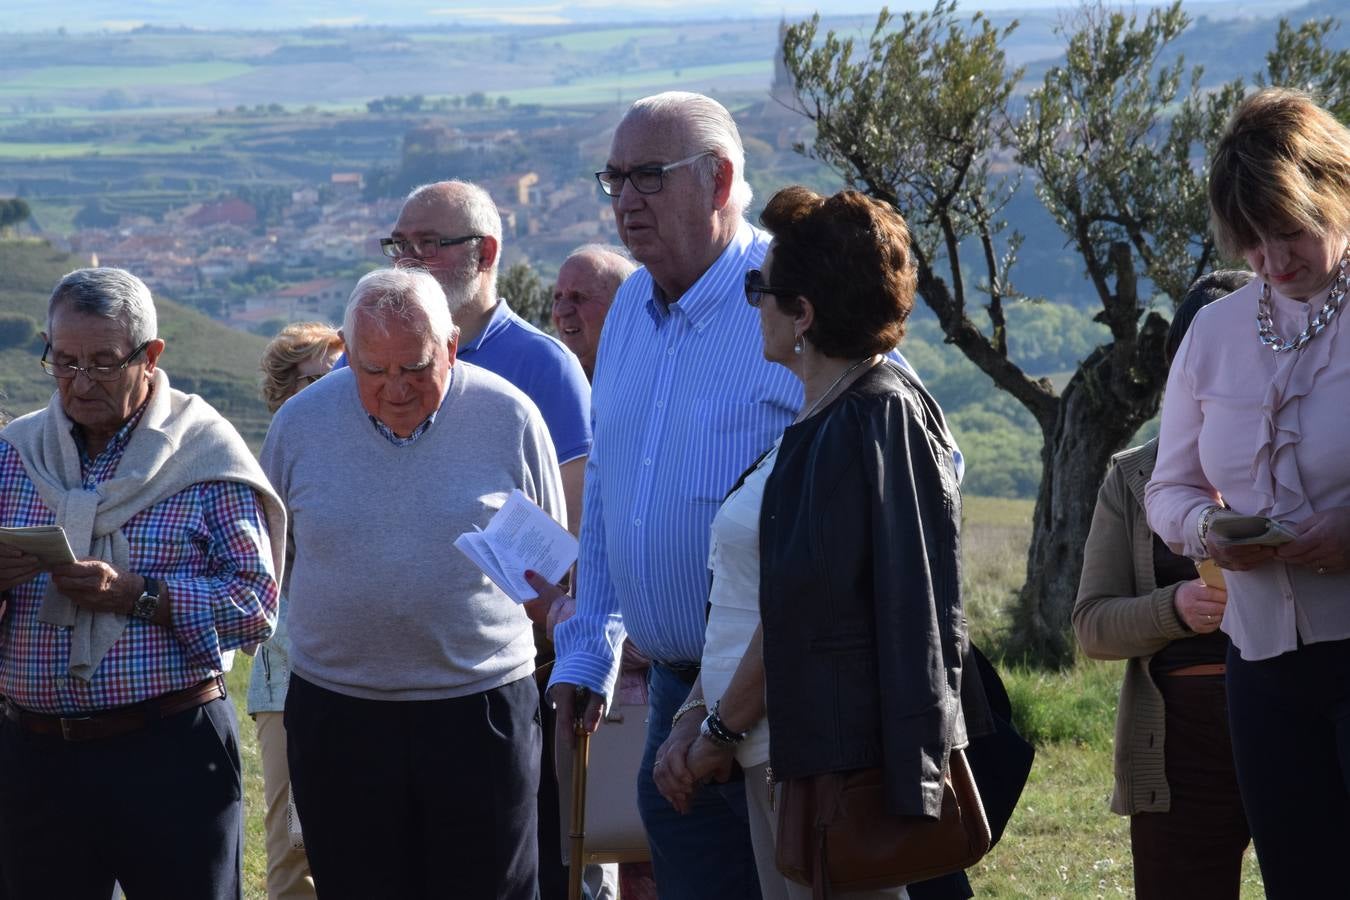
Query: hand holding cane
[[567, 687, 592, 900]]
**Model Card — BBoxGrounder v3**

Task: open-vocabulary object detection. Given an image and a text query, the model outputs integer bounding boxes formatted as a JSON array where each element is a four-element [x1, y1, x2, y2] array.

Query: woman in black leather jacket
[[653, 186, 966, 900]]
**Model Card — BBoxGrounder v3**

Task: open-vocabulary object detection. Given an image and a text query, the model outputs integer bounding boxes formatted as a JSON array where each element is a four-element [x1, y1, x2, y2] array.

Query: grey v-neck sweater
[[260, 363, 563, 701]]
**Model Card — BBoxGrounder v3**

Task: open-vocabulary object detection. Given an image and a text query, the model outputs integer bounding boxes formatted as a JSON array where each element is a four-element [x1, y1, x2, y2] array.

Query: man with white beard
[[382, 180, 591, 533]]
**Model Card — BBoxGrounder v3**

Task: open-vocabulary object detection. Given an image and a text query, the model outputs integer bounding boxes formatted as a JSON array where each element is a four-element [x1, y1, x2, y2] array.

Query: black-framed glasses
[[40, 340, 150, 381], [744, 269, 799, 307], [379, 234, 483, 260], [595, 151, 713, 197]]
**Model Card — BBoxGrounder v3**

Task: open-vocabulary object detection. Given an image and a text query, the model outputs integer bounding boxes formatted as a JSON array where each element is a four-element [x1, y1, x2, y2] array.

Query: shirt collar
[[644, 222, 758, 331], [459, 299, 513, 354], [369, 411, 437, 447]]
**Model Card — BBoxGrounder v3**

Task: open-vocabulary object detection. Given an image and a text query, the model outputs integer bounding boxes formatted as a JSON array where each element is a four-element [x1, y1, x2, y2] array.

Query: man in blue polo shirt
[[376, 180, 591, 531]]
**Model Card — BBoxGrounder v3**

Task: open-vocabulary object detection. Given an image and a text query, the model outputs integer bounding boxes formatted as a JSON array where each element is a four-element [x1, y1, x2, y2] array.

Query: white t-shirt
[[700, 439, 780, 768]]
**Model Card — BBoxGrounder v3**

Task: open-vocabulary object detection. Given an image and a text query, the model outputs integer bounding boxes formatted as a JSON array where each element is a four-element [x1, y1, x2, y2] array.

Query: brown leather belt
[[2, 675, 226, 742], [1165, 663, 1227, 677]]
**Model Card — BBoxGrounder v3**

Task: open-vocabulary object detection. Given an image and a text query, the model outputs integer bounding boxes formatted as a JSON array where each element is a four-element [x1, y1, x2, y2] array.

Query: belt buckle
[[59, 716, 91, 741]]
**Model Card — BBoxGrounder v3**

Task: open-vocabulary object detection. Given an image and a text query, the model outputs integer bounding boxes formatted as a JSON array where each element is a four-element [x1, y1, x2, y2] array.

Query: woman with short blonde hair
[[259, 322, 343, 414], [249, 319, 341, 900], [1146, 88, 1350, 898]]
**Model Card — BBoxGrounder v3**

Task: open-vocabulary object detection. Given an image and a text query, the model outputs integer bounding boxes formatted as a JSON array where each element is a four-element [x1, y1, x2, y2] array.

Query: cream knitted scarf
[[1, 368, 287, 681]]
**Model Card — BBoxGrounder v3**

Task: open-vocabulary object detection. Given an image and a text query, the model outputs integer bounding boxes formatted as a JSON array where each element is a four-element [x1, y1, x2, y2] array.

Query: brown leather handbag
[[775, 748, 991, 899]]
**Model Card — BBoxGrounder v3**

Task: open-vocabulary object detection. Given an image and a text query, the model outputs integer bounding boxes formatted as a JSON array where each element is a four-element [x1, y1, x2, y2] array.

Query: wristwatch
[[130, 576, 161, 621]]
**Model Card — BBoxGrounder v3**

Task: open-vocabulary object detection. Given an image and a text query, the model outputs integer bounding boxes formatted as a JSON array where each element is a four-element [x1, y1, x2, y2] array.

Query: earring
[[793, 335, 805, 355]]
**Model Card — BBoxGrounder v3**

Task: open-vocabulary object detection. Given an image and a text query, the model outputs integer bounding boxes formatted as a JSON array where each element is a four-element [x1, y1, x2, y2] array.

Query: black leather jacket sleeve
[[759, 361, 966, 819]]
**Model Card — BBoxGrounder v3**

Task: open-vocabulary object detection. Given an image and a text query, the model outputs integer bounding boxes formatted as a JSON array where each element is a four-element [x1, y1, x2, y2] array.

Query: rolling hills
[[0, 239, 272, 445]]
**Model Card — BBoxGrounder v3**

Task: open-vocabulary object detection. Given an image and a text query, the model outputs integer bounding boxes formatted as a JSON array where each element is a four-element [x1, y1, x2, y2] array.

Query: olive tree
[[784, 1, 1350, 666]]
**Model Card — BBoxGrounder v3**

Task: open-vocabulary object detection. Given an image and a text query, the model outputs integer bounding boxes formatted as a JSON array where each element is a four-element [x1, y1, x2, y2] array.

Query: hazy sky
[[0, 0, 1291, 32]]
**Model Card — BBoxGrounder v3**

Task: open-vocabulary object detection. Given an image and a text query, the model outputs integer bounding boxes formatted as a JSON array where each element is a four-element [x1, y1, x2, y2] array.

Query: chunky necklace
[[1256, 247, 1350, 353], [796, 355, 879, 423]]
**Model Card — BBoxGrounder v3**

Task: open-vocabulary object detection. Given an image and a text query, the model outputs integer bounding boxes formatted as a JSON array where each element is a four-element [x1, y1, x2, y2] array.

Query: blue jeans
[[637, 663, 762, 900]]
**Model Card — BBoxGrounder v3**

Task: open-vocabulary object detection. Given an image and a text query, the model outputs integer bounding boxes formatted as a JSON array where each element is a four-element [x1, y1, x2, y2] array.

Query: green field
[[0, 61, 254, 93], [502, 60, 772, 106]]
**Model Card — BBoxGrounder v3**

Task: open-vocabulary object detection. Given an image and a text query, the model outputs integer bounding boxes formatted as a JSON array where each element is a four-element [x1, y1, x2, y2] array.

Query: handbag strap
[[811, 773, 846, 900]]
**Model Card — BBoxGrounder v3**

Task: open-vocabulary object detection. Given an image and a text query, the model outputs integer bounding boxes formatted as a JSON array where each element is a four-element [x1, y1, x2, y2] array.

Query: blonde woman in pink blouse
[[1145, 88, 1350, 899]]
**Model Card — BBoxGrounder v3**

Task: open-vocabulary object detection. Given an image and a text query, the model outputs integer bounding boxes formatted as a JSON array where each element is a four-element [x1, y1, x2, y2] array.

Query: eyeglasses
[[297, 373, 325, 387], [744, 269, 799, 307], [379, 234, 483, 260], [40, 340, 150, 381], [595, 151, 713, 197]]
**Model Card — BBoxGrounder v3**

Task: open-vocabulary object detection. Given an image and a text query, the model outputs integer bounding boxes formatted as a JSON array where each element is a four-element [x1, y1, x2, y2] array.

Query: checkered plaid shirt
[[0, 404, 278, 715]]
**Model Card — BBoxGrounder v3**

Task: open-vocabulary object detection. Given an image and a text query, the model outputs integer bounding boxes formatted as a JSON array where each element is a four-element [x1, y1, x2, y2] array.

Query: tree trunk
[[1006, 317, 1170, 667]]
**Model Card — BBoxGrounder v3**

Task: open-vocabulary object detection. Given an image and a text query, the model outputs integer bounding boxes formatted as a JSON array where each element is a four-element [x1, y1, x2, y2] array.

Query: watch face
[[132, 591, 159, 620]]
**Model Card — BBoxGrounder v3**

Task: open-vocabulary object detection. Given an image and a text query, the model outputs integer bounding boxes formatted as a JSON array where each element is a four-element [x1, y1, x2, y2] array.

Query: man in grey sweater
[[261, 268, 564, 900]]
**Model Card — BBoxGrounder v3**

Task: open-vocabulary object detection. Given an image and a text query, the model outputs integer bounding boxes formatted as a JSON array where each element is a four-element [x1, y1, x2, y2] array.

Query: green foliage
[[0, 198, 31, 232], [0, 312, 37, 349], [498, 261, 552, 331], [1014, 0, 1235, 307], [1259, 16, 1350, 120]]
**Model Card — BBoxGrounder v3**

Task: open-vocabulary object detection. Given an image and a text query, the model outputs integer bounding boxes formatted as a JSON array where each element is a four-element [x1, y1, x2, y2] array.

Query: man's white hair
[[48, 267, 157, 345], [343, 268, 454, 349], [563, 243, 636, 287], [625, 91, 753, 218]]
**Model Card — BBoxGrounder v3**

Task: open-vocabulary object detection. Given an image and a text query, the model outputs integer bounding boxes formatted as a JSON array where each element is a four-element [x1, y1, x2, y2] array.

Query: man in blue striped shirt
[[547, 92, 955, 899], [548, 91, 793, 900]]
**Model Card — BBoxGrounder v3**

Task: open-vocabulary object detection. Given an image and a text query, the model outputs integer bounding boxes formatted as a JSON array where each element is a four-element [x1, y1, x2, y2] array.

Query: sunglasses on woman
[[744, 269, 800, 307]]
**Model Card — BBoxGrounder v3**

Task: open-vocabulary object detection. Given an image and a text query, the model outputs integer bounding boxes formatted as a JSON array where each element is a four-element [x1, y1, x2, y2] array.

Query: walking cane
[[567, 687, 592, 900]]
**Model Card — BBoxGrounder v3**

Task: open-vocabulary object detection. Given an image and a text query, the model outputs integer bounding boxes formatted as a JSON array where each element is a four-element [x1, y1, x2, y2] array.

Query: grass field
[[0, 62, 254, 93], [223, 495, 1263, 898], [500, 60, 772, 107]]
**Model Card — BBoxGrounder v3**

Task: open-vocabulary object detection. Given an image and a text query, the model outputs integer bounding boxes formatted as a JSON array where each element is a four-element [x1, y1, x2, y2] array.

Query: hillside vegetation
[[0, 240, 271, 445]]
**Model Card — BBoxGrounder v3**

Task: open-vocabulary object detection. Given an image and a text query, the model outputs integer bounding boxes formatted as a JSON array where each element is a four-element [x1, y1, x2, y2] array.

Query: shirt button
[[667, 347, 675, 356], [656, 400, 665, 409], [53, 677, 66, 689], [644, 458, 652, 466], [633, 518, 641, 527]]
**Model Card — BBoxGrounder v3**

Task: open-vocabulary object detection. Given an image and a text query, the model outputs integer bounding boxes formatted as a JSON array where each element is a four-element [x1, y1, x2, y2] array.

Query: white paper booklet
[[0, 525, 77, 567], [453, 489, 576, 603]]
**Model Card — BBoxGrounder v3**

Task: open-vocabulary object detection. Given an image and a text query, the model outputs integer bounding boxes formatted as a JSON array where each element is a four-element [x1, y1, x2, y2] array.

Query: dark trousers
[[636, 663, 761, 900], [1130, 674, 1250, 899], [1225, 638, 1350, 899], [285, 673, 541, 900], [0, 696, 242, 900]]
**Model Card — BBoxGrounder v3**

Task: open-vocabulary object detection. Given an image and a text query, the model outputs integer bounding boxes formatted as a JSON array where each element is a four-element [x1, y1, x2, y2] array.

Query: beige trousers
[[743, 762, 908, 900], [254, 711, 316, 900]]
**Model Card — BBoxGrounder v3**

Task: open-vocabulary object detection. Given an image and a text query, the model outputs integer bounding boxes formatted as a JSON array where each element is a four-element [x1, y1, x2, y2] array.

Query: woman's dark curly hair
[[758, 186, 916, 358]]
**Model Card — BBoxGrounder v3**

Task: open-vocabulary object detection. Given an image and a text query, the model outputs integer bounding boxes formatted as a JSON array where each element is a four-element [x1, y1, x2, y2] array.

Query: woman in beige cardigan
[[1073, 270, 1252, 899]]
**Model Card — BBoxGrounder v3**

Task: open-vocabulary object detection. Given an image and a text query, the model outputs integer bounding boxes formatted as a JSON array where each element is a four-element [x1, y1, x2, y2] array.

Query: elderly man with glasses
[[379, 180, 591, 535], [535, 90, 793, 900], [0, 267, 284, 900], [539, 92, 961, 900]]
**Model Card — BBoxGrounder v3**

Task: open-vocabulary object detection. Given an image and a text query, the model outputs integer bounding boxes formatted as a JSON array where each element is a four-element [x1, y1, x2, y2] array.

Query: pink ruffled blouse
[[1145, 278, 1350, 660]]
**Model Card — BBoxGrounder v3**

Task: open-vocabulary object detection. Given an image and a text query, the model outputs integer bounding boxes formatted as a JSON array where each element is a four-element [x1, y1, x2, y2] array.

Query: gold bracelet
[[671, 698, 707, 728]]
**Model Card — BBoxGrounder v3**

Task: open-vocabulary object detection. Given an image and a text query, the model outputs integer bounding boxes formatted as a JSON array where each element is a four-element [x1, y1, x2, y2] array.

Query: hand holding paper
[[454, 490, 577, 604], [0, 525, 77, 568]]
